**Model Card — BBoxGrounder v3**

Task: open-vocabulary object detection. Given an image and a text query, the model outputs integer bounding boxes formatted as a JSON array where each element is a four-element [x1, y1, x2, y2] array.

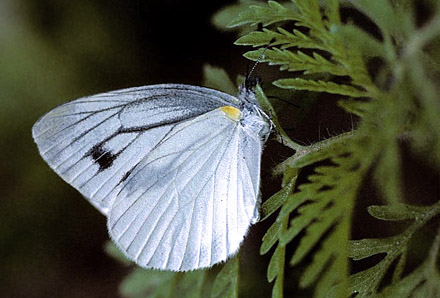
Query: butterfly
[[32, 83, 272, 271]]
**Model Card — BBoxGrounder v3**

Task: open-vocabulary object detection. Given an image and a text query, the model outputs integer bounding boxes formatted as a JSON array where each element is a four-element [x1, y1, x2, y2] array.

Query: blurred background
[[0, 0, 252, 297]]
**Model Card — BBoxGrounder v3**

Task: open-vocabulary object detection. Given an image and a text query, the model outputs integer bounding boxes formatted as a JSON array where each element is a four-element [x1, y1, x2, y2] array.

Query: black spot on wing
[[87, 144, 117, 171]]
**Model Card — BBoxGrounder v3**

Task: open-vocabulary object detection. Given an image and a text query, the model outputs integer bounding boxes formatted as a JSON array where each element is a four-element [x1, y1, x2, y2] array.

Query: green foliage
[[109, 0, 440, 297], [106, 241, 239, 298], [347, 202, 440, 297], [202, 64, 237, 95], [211, 257, 239, 298], [119, 268, 211, 298], [225, 0, 440, 297]]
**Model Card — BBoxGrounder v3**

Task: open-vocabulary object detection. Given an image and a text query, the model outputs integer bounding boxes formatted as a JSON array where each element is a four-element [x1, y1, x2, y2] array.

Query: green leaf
[[235, 28, 323, 50], [261, 221, 282, 255], [235, 31, 277, 47], [291, 0, 324, 32], [300, 231, 336, 287], [274, 78, 368, 97], [337, 98, 370, 117], [281, 165, 298, 186], [268, 245, 285, 283], [315, 260, 347, 298], [244, 48, 347, 76], [276, 191, 309, 223], [379, 265, 426, 298], [215, 2, 440, 298], [271, 274, 284, 298], [120, 269, 175, 298], [392, 250, 406, 283], [202, 64, 236, 95], [280, 198, 329, 246], [349, 237, 396, 260], [348, 201, 440, 296], [322, 0, 340, 25], [211, 2, 262, 32], [379, 261, 440, 298], [173, 271, 208, 298], [348, 0, 398, 37], [332, 24, 386, 59], [260, 175, 297, 221], [276, 146, 361, 296], [120, 270, 209, 298], [104, 241, 132, 266], [275, 132, 354, 172], [290, 205, 340, 265], [228, 1, 299, 28], [211, 257, 239, 298], [374, 140, 403, 204], [367, 204, 429, 221]]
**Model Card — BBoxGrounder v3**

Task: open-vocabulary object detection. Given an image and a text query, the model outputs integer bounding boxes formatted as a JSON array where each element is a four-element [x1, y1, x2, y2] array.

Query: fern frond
[[228, 1, 300, 28], [244, 48, 347, 76], [373, 141, 403, 204], [348, 0, 399, 38], [378, 230, 440, 297], [114, 259, 240, 298], [267, 243, 287, 298], [322, 0, 340, 25], [332, 24, 386, 59], [337, 99, 370, 118], [260, 170, 297, 298], [231, 1, 379, 94], [260, 176, 297, 222], [261, 131, 371, 297], [211, 1, 263, 33], [348, 201, 440, 296], [235, 28, 324, 50], [274, 131, 355, 177], [407, 52, 440, 168], [284, 151, 358, 296], [290, 0, 324, 33], [274, 78, 368, 97]]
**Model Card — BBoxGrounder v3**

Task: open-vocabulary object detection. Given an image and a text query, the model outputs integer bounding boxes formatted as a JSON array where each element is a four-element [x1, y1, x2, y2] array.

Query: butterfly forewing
[[32, 84, 240, 214]]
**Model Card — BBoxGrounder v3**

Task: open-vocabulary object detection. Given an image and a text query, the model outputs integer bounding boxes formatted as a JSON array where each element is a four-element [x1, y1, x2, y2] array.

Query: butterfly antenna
[[247, 51, 263, 81], [245, 38, 275, 89]]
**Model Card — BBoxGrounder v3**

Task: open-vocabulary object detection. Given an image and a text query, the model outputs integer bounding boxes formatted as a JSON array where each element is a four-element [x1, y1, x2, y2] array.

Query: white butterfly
[[32, 83, 271, 271]]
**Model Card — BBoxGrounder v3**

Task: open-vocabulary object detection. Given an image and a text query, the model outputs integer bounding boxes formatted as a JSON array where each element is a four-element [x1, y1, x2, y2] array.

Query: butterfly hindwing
[[108, 108, 262, 271]]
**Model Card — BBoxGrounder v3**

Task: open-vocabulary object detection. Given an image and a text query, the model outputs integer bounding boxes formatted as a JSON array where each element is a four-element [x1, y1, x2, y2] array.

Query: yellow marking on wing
[[219, 106, 241, 121]]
